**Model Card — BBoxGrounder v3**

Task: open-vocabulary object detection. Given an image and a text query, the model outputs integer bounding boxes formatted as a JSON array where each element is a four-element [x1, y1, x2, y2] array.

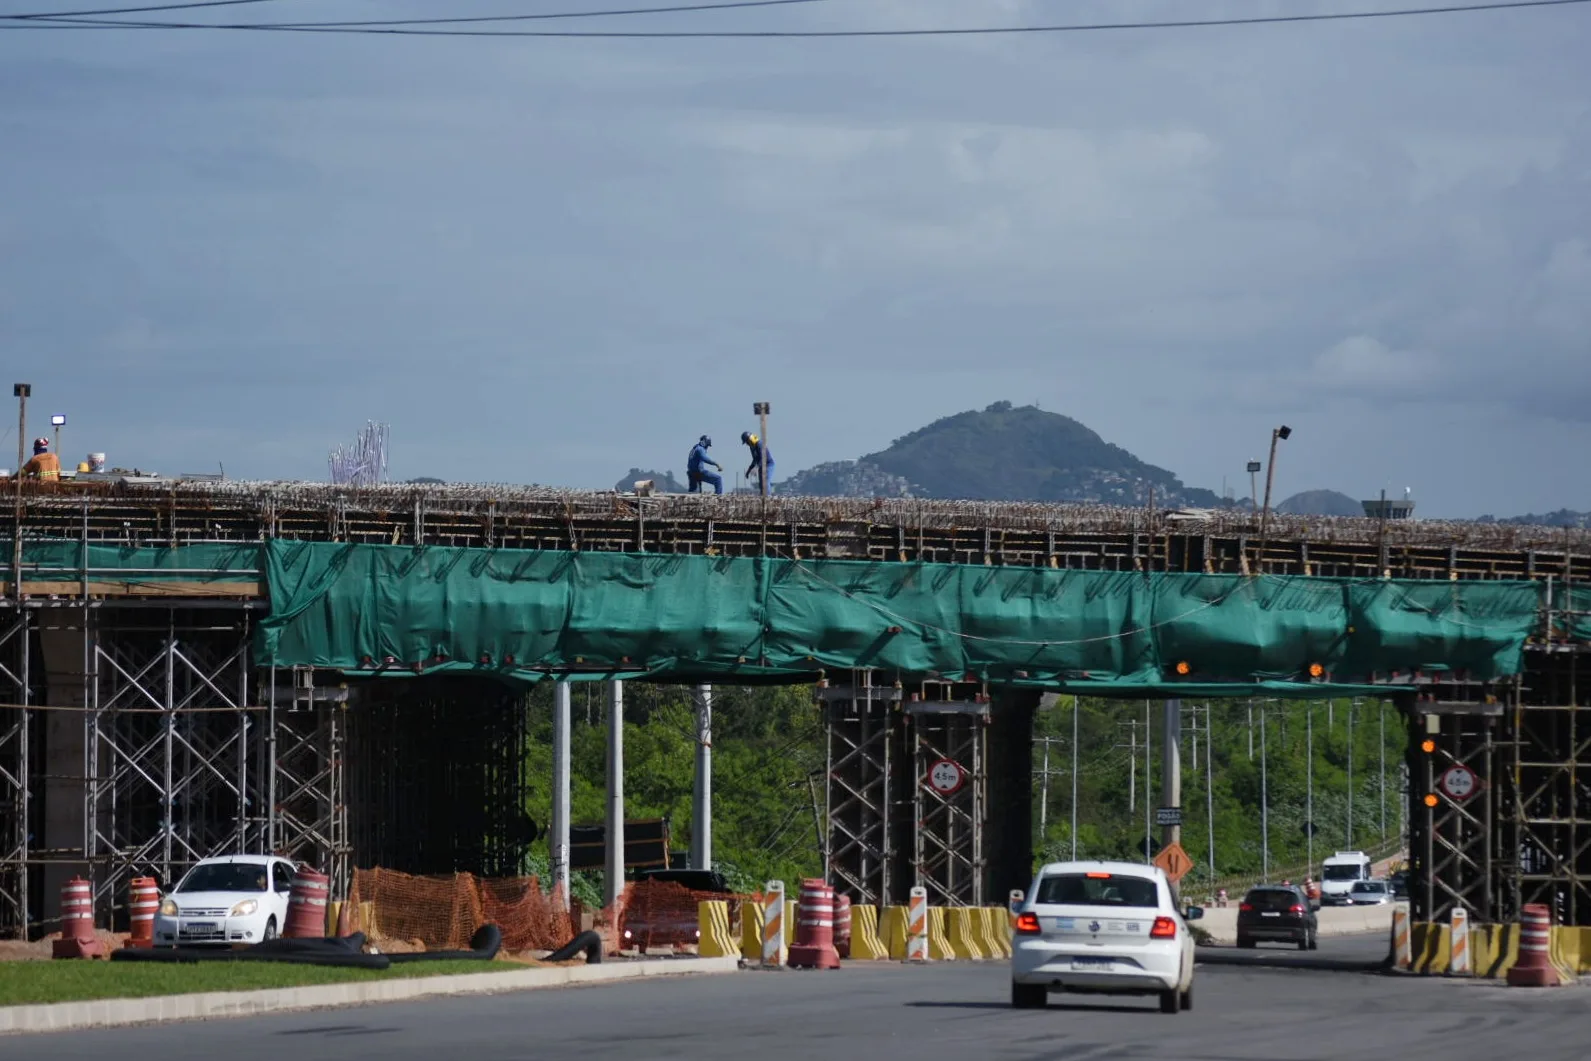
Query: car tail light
[[1150, 916, 1176, 939], [1290, 904, 1305, 914], [1015, 912, 1041, 935], [1238, 903, 1253, 912]]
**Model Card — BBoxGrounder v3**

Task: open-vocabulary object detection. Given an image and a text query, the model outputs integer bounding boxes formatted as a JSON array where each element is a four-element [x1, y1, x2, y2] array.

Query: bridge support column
[[605, 680, 624, 912], [551, 681, 571, 908], [690, 684, 711, 872], [39, 618, 88, 928], [985, 688, 1037, 902]]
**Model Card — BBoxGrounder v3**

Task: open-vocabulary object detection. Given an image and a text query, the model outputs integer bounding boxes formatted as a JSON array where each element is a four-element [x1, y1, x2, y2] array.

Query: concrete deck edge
[[0, 956, 743, 1036]]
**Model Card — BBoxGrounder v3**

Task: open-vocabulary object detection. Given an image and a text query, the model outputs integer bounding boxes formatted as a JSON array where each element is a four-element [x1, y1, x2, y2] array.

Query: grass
[[0, 958, 524, 1007]]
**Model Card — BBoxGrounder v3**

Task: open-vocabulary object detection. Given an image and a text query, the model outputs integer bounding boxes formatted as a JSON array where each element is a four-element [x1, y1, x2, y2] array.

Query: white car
[[1011, 860, 1201, 1014], [154, 855, 296, 947]]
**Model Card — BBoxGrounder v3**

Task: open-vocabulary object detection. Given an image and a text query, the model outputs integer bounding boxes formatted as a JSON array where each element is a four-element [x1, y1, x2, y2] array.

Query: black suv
[[1236, 884, 1318, 951]]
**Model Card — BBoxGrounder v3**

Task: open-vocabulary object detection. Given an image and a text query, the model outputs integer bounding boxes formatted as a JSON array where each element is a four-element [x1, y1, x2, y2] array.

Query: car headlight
[[230, 899, 258, 917], [159, 898, 178, 917]]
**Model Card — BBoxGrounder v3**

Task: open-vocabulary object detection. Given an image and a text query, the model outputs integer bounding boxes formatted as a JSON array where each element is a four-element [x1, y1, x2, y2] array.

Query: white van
[[1319, 850, 1372, 905]]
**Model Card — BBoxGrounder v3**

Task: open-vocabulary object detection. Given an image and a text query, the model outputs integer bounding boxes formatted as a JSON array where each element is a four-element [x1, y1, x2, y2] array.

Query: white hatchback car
[[1011, 860, 1202, 1013], [155, 855, 296, 947]]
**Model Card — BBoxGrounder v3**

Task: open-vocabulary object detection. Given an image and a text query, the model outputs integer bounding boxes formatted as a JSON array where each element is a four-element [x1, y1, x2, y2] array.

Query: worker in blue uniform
[[687, 435, 723, 495], [741, 431, 774, 496]]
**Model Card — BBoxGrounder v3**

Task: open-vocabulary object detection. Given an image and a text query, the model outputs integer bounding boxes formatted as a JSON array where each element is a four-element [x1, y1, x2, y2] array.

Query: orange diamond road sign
[[1152, 842, 1194, 884]]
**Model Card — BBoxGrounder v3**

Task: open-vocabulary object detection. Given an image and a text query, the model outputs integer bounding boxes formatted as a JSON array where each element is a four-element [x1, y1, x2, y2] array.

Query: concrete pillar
[[604, 680, 624, 911], [690, 684, 711, 871], [986, 688, 1039, 900], [38, 620, 89, 924], [551, 681, 571, 909]]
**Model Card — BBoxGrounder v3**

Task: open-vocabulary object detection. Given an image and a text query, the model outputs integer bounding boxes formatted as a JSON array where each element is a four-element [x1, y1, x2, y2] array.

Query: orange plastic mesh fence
[[353, 867, 574, 952], [615, 879, 752, 952]]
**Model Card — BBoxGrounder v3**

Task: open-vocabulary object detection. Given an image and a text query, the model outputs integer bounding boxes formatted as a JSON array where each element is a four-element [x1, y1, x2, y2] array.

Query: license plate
[[185, 922, 216, 931], [1072, 956, 1113, 968], [1261, 912, 1280, 918]]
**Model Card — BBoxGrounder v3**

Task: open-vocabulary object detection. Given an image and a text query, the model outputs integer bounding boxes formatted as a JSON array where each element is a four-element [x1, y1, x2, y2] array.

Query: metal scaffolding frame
[[1412, 706, 1499, 924], [823, 673, 898, 909], [0, 616, 31, 935], [911, 704, 987, 908]]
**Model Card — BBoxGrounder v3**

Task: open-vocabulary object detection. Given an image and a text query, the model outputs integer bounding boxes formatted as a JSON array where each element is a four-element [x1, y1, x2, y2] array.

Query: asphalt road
[[7, 935, 1585, 1060]]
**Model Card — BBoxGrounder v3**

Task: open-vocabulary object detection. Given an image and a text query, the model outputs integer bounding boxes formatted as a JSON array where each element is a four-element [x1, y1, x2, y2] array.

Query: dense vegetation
[[519, 684, 1406, 905]]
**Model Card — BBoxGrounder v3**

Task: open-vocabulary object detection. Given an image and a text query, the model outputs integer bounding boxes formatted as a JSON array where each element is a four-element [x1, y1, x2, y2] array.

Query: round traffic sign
[[1438, 764, 1479, 803], [925, 758, 966, 796]]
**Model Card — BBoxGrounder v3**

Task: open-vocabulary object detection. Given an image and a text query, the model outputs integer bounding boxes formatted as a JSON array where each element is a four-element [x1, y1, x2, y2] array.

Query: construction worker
[[20, 438, 59, 481], [740, 431, 774, 496], [686, 435, 723, 495]]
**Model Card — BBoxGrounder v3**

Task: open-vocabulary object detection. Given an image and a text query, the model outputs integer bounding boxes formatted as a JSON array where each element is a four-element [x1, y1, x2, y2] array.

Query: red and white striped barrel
[[1506, 903, 1560, 987], [50, 876, 104, 959], [285, 867, 330, 939], [125, 877, 159, 948], [787, 879, 840, 969], [833, 893, 852, 960]]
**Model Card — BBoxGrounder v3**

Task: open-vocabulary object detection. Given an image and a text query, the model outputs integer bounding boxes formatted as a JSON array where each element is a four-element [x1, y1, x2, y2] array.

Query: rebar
[[327, 422, 390, 488]]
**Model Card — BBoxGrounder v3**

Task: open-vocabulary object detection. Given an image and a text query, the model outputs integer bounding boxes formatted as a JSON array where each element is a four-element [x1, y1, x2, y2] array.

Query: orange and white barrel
[[51, 876, 104, 959], [1506, 903, 1560, 987], [1391, 905, 1411, 970], [125, 876, 159, 949], [285, 867, 330, 939]]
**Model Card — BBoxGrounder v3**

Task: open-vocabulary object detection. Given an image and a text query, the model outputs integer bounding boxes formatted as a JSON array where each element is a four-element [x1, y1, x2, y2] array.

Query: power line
[[0, 0, 827, 26], [3, 0, 279, 18], [6, 0, 1590, 35]]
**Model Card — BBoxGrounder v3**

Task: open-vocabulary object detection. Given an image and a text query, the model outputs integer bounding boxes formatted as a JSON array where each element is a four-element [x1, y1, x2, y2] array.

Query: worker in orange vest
[[20, 438, 59, 481]]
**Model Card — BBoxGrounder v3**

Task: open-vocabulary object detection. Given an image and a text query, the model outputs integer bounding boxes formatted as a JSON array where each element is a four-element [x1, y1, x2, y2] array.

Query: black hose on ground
[[111, 934, 390, 969], [386, 924, 503, 964], [544, 930, 602, 964]]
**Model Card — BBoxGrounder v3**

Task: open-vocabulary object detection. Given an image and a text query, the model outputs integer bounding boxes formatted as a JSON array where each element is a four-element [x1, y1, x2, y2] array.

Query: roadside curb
[[0, 956, 743, 1036]]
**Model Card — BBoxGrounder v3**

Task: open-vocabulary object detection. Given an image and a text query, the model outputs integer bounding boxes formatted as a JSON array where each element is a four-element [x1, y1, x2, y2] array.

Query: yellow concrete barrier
[[849, 905, 889, 960], [880, 906, 909, 960], [740, 900, 765, 961], [697, 900, 737, 958], [1407, 920, 1589, 980], [928, 907, 954, 961], [945, 908, 985, 960], [983, 908, 1011, 957]]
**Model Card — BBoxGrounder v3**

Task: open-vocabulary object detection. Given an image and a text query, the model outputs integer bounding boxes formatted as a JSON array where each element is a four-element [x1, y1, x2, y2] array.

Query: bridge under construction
[[1, 480, 1587, 941]]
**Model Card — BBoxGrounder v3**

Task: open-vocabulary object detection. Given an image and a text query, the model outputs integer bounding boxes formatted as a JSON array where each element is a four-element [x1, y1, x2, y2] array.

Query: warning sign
[[1438, 764, 1481, 803], [1152, 842, 1195, 884], [924, 759, 966, 796]]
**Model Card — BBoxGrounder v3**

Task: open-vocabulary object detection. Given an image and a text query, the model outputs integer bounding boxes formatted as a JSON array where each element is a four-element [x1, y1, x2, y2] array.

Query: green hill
[[1277, 489, 1362, 517], [787, 401, 1225, 507]]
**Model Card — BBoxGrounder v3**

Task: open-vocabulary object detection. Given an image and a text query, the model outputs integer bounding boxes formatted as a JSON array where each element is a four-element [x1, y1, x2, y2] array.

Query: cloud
[[0, 0, 1588, 517]]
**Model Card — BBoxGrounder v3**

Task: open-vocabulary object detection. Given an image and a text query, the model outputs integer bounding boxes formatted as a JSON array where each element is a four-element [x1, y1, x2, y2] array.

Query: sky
[[1, 0, 1587, 518]]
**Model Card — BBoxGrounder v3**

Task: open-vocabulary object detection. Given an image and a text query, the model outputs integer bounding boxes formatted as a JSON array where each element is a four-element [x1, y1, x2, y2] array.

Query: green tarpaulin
[[252, 541, 1546, 696], [3, 539, 260, 586]]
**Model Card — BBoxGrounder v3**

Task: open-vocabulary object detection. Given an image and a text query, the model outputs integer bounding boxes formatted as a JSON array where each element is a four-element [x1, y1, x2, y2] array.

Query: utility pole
[[1161, 699, 1182, 854], [1126, 719, 1137, 813], [1347, 698, 1356, 849], [551, 682, 572, 908], [1071, 695, 1080, 861], [1379, 699, 1387, 838], [1205, 703, 1216, 885], [1247, 700, 1254, 760], [690, 684, 712, 871], [604, 680, 626, 910], [1260, 702, 1270, 880], [1144, 700, 1152, 860], [1306, 700, 1314, 874], [752, 401, 771, 498], [1039, 737, 1051, 836], [11, 384, 29, 595]]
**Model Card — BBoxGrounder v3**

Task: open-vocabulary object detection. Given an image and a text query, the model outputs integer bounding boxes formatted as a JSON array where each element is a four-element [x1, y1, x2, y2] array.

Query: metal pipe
[[691, 684, 712, 871], [1260, 703, 1270, 879], [1205, 703, 1215, 886], [551, 681, 571, 908], [1143, 700, 1151, 859], [1307, 700, 1314, 873], [604, 680, 625, 911], [1347, 698, 1356, 848]]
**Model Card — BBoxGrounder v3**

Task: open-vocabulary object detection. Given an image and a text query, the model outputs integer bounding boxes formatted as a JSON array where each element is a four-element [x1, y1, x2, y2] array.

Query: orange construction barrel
[[285, 867, 330, 938], [787, 879, 840, 970], [124, 876, 159, 949], [51, 877, 104, 959], [833, 893, 852, 960]]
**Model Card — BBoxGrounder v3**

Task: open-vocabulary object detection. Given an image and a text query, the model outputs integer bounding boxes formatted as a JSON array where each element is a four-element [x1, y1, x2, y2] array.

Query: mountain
[[1277, 489, 1362, 517], [783, 402, 1226, 507], [1476, 509, 1591, 528], [615, 467, 688, 494]]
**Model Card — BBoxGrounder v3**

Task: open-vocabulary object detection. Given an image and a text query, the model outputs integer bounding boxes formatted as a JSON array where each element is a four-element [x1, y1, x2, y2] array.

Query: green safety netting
[[3, 539, 261, 586], [252, 541, 1546, 696]]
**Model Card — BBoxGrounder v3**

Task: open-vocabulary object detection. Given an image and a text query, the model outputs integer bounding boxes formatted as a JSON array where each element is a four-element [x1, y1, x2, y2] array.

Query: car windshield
[[1322, 864, 1364, 881], [1035, 872, 1159, 908], [177, 863, 269, 893], [1351, 882, 1385, 894]]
